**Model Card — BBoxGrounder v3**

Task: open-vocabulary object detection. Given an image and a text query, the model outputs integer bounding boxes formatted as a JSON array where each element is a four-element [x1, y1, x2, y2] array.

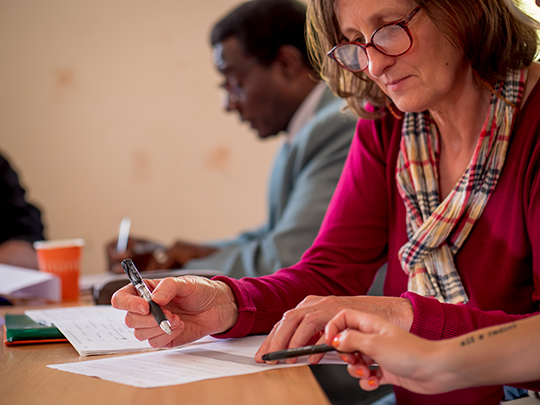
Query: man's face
[[213, 37, 292, 139]]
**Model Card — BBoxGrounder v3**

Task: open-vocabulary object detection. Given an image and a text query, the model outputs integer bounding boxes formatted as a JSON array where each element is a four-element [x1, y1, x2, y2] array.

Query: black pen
[[262, 343, 380, 370], [121, 259, 172, 335], [262, 343, 336, 361]]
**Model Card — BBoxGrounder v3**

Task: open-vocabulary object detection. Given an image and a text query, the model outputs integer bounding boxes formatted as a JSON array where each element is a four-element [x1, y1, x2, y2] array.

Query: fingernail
[[368, 378, 377, 387], [355, 369, 365, 377], [153, 292, 165, 302], [332, 334, 341, 347], [340, 355, 348, 362], [137, 304, 145, 313]]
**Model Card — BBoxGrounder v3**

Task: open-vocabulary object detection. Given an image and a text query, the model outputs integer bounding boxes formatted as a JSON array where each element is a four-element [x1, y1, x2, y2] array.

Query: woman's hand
[[255, 295, 413, 364], [324, 309, 444, 394], [111, 276, 238, 348], [326, 311, 540, 394]]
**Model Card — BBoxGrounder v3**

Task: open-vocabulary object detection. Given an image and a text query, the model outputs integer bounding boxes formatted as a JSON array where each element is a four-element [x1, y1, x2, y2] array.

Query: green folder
[[3, 314, 67, 345]]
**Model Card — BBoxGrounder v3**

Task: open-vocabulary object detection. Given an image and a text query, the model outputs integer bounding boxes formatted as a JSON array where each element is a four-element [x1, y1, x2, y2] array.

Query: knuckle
[[319, 295, 338, 305], [299, 295, 318, 306], [281, 309, 297, 322], [303, 312, 323, 329]]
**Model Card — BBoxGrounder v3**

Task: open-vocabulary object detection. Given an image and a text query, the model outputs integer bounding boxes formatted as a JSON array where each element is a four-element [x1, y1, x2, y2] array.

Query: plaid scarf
[[396, 69, 526, 304]]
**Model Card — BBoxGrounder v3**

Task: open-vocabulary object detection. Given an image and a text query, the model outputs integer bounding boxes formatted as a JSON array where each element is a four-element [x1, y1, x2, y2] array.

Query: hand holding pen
[[111, 271, 239, 348], [120, 259, 172, 335]]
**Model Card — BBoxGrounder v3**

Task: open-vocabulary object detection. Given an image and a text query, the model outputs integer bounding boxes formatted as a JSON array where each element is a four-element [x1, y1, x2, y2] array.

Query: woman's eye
[[354, 36, 367, 44]]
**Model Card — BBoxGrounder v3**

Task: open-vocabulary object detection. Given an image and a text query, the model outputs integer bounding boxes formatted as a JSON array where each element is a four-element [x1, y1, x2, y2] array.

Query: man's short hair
[[210, 0, 310, 67]]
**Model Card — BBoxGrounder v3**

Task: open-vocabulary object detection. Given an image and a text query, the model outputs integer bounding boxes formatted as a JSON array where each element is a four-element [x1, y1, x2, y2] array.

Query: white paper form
[[26, 306, 153, 356], [26, 305, 126, 326], [0, 264, 60, 302], [48, 335, 343, 388]]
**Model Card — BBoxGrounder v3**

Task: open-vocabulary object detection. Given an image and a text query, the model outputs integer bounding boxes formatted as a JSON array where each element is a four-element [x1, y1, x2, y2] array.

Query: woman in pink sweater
[[113, 0, 540, 403]]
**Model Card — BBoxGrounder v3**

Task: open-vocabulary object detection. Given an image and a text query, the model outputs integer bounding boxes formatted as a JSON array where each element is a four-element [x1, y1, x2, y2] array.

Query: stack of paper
[[0, 264, 60, 302]]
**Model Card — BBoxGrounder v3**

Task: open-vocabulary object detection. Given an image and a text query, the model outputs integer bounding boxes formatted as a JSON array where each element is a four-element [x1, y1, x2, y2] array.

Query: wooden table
[[0, 299, 331, 405]]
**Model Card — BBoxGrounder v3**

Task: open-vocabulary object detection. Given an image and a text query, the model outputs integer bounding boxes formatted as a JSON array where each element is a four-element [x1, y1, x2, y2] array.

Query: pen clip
[[121, 259, 152, 301]]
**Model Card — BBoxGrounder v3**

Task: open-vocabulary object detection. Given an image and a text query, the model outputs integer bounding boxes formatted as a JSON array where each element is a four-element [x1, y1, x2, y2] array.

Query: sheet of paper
[[26, 306, 153, 356], [0, 264, 60, 302], [48, 335, 343, 388], [26, 305, 125, 326]]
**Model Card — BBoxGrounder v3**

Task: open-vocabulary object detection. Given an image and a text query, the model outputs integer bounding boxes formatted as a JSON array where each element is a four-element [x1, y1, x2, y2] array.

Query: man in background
[[108, 0, 356, 278], [0, 152, 45, 269]]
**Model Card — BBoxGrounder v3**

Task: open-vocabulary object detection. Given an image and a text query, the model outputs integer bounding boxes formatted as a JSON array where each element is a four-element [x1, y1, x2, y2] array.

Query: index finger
[[325, 310, 387, 346], [255, 308, 314, 364], [111, 282, 149, 314]]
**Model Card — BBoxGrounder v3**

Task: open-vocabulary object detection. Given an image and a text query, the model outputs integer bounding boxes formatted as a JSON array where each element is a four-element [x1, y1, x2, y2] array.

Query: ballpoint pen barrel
[[149, 301, 167, 326], [121, 259, 172, 335], [261, 343, 335, 361], [149, 300, 172, 334]]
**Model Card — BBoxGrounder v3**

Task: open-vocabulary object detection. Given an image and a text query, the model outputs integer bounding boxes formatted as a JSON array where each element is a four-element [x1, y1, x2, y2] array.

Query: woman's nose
[[365, 46, 395, 78]]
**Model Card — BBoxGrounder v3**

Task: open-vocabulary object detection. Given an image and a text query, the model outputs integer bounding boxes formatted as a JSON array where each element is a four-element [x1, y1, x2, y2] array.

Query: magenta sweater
[[213, 81, 540, 404]]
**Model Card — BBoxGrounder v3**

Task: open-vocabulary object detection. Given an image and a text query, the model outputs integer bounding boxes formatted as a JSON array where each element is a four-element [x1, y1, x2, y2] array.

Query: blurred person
[[0, 152, 45, 269], [107, 0, 356, 278]]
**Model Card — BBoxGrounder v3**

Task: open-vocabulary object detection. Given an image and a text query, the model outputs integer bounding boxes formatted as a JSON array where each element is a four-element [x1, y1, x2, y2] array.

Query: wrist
[[214, 280, 238, 333], [428, 340, 471, 393], [392, 297, 414, 331]]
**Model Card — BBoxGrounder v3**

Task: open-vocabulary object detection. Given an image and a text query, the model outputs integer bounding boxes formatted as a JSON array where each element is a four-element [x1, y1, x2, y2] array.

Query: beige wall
[[0, 0, 280, 274]]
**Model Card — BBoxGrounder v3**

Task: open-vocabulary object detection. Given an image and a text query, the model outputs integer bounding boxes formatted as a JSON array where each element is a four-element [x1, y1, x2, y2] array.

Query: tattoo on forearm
[[460, 323, 517, 347]]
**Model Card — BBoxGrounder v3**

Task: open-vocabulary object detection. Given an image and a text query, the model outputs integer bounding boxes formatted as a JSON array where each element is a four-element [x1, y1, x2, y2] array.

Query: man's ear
[[272, 45, 307, 81]]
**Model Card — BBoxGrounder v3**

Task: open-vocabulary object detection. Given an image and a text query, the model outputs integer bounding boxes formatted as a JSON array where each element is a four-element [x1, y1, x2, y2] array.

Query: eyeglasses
[[327, 3, 426, 72], [218, 59, 260, 104]]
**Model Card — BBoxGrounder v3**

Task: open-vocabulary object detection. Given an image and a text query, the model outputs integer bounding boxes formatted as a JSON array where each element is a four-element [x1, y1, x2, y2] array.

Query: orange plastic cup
[[33, 239, 85, 302]]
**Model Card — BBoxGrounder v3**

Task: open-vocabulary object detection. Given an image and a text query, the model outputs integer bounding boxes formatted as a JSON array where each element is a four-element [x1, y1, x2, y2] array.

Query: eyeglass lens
[[332, 25, 411, 72]]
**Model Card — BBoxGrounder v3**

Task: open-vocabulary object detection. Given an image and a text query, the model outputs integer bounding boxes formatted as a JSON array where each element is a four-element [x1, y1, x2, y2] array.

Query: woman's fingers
[[358, 376, 382, 391], [257, 308, 327, 364], [255, 322, 279, 363], [111, 283, 149, 313], [307, 333, 329, 365]]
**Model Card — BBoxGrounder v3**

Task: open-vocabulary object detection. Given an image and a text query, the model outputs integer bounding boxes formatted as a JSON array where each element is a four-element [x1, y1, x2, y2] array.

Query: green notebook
[[3, 314, 67, 345]]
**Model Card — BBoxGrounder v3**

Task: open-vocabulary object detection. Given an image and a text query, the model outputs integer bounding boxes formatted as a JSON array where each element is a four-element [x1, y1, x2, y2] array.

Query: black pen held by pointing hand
[[262, 343, 336, 361], [121, 259, 172, 335], [262, 343, 380, 371]]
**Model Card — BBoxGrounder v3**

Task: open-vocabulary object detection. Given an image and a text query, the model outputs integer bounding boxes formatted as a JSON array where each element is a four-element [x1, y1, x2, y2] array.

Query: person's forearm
[[405, 292, 536, 340], [432, 315, 540, 391]]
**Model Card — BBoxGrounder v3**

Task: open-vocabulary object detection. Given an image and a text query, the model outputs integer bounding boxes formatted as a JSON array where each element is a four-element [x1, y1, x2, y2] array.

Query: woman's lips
[[386, 76, 411, 92]]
